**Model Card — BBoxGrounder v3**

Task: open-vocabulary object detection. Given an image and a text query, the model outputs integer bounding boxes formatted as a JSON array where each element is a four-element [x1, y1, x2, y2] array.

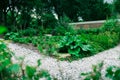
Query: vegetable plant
[[81, 62, 103, 80], [58, 33, 94, 58], [106, 66, 120, 80]]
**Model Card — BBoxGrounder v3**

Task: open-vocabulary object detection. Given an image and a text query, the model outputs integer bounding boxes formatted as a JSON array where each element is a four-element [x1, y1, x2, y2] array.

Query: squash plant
[[58, 33, 94, 58]]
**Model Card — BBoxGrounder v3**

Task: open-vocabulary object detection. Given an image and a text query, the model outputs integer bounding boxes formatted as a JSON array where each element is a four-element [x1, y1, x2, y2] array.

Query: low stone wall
[[69, 20, 105, 29], [69, 19, 120, 29]]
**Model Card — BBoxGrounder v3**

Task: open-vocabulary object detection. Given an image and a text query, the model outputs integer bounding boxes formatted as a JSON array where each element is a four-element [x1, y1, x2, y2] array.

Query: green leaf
[[8, 64, 20, 74], [106, 66, 114, 78], [81, 45, 91, 51], [26, 66, 36, 78], [37, 59, 41, 66], [68, 48, 80, 57]]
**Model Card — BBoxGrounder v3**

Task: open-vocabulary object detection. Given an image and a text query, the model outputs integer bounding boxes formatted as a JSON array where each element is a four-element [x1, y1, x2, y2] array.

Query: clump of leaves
[[24, 62, 51, 80], [0, 42, 11, 72], [58, 33, 94, 58], [4, 32, 20, 40], [106, 66, 120, 80], [18, 28, 37, 36], [81, 62, 104, 80]]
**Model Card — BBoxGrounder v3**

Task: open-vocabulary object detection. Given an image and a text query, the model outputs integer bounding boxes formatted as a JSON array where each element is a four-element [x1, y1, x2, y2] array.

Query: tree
[[114, 0, 120, 13], [77, 0, 112, 21], [51, 0, 112, 21]]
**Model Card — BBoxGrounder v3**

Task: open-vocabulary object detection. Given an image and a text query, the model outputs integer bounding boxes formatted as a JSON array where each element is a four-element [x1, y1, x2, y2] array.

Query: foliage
[[26, 66, 36, 78], [52, 25, 76, 36], [78, 0, 112, 21], [0, 0, 113, 32], [3, 18, 120, 60], [81, 62, 103, 80], [51, 0, 112, 21], [58, 33, 94, 58], [0, 26, 7, 34], [81, 63, 120, 80], [4, 32, 20, 40], [19, 28, 37, 36], [52, 15, 75, 36], [106, 66, 120, 80], [77, 19, 120, 53], [24, 66, 51, 80], [0, 42, 11, 72], [114, 0, 120, 14], [41, 13, 58, 29], [0, 41, 52, 80], [77, 19, 118, 34]]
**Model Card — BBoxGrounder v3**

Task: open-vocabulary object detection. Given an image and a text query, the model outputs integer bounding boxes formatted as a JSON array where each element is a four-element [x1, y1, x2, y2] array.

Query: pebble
[[7, 43, 120, 80]]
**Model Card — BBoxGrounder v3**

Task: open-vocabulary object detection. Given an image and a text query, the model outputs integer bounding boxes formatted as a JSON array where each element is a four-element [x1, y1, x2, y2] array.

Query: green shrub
[[58, 33, 94, 58], [91, 32, 119, 49], [19, 28, 37, 36], [4, 32, 20, 40], [52, 25, 76, 36], [77, 19, 118, 35]]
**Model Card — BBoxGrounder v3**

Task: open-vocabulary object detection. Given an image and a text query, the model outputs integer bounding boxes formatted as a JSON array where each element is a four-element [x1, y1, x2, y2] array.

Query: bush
[[4, 32, 20, 40], [81, 31, 120, 53], [58, 33, 94, 58], [19, 28, 37, 36], [52, 25, 76, 36]]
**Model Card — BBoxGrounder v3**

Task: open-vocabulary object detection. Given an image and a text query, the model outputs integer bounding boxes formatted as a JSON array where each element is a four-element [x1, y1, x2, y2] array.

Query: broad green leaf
[[26, 66, 36, 78]]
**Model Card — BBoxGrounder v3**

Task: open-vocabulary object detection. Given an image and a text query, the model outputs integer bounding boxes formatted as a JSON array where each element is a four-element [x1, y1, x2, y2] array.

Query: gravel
[[7, 42, 120, 80]]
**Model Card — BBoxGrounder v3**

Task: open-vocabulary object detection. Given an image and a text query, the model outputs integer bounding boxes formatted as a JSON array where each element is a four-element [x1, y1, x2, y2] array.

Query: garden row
[[4, 19, 120, 60]]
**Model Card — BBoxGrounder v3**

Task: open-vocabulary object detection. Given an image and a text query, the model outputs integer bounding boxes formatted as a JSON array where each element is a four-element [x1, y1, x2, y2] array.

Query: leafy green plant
[[58, 33, 94, 58], [0, 42, 11, 72], [4, 32, 20, 40], [19, 28, 37, 36], [24, 63, 51, 80], [52, 25, 76, 36], [26, 66, 37, 79], [34, 70, 52, 80], [0, 41, 52, 80], [81, 62, 104, 80], [106, 66, 120, 80]]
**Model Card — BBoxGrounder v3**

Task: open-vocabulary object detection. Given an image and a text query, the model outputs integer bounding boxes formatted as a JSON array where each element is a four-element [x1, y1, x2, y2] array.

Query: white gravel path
[[7, 43, 120, 80]]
